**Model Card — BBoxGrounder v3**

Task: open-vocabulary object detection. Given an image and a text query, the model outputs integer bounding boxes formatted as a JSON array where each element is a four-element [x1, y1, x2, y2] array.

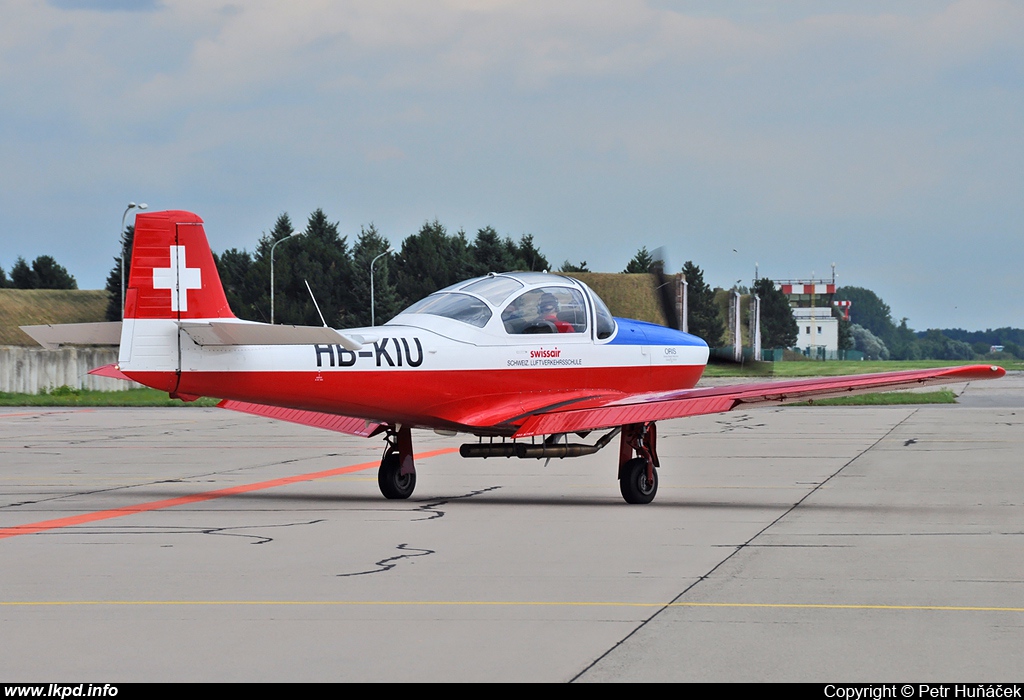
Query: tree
[[837, 316, 854, 351], [623, 247, 654, 274], [350, 223, 400, 327], [293, 209, 355, 327], [245, 210, 355, 327], [835, 286, 896, 346], [0, 265, 10, 288], [470, 226, 518, 275], [513, 234, 548, 272], [916, 329, 973, 360], [215, 248, 256, 319], [105, 227, 134, 320], [559, 260, 590, 273], [467, 227, 549, 274], [850, 324, 890, 360], [752, 278, 797, 348], [682, 261, 724, 345], [888, 318, 921, 360], [394, 220, 475, 303], [10, 257, 37, 289], [31, 256, 76, 289]]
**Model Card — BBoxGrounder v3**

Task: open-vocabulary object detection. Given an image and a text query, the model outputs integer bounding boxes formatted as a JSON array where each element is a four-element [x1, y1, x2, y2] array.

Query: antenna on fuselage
[[304, 280, 328, 327]]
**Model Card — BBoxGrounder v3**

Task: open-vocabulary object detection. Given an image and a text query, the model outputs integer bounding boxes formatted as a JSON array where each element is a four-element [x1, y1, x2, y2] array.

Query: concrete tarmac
[[1, 373, 1021, 682]]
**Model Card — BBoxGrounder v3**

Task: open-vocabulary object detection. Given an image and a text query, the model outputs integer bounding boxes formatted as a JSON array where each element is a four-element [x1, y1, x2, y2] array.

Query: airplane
[[23, 210, 1006, 504]]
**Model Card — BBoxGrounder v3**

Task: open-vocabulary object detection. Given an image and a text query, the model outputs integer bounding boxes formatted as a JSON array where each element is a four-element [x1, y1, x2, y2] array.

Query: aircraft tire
[[378, 452, 416, 500], [619, 457, 657, 504]]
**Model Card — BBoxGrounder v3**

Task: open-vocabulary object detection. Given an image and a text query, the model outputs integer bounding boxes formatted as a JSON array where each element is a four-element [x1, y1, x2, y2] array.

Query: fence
[[0, 346, 139, 394]]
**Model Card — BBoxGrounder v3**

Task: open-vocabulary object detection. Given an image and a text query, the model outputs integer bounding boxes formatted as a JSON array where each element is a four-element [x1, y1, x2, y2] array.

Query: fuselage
[[121, 271, 709, 435]]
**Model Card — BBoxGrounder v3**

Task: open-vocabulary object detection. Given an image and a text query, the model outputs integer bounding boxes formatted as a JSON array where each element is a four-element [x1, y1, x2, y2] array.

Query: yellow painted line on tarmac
[[2, 600, 1022, 613]]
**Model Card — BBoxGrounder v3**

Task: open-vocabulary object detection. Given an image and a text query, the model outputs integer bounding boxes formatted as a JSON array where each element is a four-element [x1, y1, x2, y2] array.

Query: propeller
[[650, 247, 680, 331], [649, 247, 759, 367]]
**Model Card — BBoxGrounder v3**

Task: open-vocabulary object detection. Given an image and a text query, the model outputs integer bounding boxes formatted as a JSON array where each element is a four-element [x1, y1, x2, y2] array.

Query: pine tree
[[394, 220, 474, 303], [11, 257, 37, 289], [623, 247, 654, 273], [291, 209, 354, 327], [514, 234, 548, 272], [105, 227, 134, 320], [31, 256, 77, 289], [471, 226, 517, 274], [351, 223, 400, 326], [752, 278, 797, 348], [559, 260, 590, 273], [215, 248, 255, 319], [682, 261, 724, 345]]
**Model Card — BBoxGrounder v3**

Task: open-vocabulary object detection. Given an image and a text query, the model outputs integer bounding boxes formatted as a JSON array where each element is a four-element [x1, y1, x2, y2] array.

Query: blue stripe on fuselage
[[608, 318, 708, 347]]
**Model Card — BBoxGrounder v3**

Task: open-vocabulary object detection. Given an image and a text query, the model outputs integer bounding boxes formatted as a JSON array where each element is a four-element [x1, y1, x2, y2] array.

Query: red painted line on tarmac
[[0, 447, 459, 540]]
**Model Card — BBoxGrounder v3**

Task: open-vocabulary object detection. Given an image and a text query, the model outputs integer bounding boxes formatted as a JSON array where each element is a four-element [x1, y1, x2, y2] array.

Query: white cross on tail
[[152, 245, 202, 312]]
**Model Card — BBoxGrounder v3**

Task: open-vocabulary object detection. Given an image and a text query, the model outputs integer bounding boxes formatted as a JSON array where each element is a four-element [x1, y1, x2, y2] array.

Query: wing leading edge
[[513, 365, 1006, 437]]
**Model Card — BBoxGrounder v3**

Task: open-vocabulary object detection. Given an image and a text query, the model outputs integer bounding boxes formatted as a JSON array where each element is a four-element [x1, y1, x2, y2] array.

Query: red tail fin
[[126, 210, 235, 320]]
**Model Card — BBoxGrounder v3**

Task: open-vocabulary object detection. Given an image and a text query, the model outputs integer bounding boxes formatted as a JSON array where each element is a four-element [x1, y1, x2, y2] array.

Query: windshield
[[460, 276, 524, 305], [398, 292, 492, 328], [583, 284, 617, 339]]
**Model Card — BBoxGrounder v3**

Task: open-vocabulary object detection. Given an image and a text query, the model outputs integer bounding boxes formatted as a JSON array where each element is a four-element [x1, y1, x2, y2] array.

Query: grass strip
[[794, 389, 958, 406], [0, 387, 220, 407]]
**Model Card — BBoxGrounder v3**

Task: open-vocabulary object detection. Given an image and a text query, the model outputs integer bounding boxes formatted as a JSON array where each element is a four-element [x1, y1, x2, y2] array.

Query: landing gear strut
[[618, 422, 659, 504], [378, 425, 416, 499]]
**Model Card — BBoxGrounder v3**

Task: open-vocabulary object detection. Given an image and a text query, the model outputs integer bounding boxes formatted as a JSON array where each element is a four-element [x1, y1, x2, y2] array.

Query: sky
[[1, 0, 1021, 331]]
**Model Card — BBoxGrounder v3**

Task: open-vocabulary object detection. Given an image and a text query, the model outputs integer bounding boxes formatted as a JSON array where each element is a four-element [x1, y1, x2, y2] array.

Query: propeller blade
[[650, 248, 680, 331]]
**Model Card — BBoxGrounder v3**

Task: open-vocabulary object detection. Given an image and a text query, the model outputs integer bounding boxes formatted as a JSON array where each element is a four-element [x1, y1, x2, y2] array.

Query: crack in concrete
[[337, 543, 434, 577], [413, 486, 503, 520], [713, 414, 766, 433], [24, 519, 326, 545]]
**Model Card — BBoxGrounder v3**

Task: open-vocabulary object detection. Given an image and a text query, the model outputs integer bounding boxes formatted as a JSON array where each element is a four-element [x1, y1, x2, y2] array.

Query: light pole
[[270, 231, 303, 325], [120, 202, 148, 319], [370, 248, 392, 327]]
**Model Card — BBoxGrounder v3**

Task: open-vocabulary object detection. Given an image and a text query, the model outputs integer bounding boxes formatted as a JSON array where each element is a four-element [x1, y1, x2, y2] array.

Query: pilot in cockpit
[[537, 292, 574, 333]]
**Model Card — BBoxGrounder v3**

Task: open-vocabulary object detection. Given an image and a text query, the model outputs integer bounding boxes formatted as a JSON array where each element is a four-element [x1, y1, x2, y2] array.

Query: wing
[[512, 364, 1006, 437]]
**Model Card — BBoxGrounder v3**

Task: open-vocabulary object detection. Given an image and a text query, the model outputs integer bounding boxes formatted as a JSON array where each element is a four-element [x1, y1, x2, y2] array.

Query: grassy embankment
[[0, 289, 108, 345]]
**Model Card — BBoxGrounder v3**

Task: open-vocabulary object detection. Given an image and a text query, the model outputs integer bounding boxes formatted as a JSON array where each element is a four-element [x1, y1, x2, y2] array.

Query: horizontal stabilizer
[[218, 399, 384, 437], [88, 364, 133, 381], [178, 321, 370, 351], [20, 322, 122, 349]]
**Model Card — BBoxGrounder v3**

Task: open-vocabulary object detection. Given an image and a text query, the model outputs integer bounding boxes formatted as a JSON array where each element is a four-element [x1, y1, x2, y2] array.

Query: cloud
[[1, 1, 1022, 329]]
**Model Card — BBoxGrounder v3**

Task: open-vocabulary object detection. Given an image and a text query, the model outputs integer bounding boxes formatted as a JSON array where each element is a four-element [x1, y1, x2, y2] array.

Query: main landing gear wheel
[[378, 452, 416, 500], [619, 457, 658, 504]]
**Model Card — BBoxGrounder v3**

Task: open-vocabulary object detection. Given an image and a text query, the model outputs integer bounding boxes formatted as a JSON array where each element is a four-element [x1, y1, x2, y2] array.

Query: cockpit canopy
[[392, 272, 617, 340]]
